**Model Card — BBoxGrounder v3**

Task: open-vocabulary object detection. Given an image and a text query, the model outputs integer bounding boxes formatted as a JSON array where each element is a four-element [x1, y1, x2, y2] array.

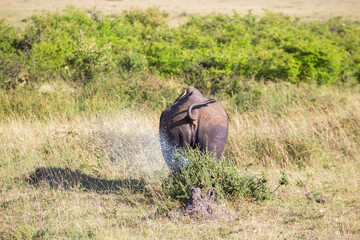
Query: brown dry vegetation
[[1, 82, 360, 239]]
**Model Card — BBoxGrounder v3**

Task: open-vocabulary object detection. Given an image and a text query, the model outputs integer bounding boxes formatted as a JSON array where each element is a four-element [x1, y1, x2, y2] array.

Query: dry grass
[[1, 0, 360, 28], [1, 83, 360, 239], [1, 1, 359, 238], [227, 82, 360, 169]]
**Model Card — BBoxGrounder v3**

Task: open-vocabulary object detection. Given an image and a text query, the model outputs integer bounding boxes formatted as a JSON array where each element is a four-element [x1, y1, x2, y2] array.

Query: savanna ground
[[1, 1, 360, 239], [1, 0, 360, 27], [1, 84, 360, 239]]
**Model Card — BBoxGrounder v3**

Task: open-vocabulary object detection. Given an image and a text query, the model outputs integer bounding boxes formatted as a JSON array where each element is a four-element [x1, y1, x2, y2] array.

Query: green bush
[[0, 20, 17, 55], [2, 8, 358, 87], [123, 7, 169, 28], [65, 40, 114, 82], [0, 7, 360, 116], [162, 148, 271, 202], [0, 20, 26, 88]]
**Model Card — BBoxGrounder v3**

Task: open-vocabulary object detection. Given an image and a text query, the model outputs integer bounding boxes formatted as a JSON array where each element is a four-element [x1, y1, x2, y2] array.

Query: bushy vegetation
[[162, 148, 270, 202], [1, 7, 360, 96]]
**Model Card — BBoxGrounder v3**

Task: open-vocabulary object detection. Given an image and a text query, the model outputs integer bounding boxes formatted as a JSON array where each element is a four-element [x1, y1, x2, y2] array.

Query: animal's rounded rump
[[159, 87, 229, 171]]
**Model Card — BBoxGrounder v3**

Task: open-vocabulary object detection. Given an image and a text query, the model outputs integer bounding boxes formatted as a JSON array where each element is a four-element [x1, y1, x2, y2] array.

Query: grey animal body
[[159, 87, 229, 171]]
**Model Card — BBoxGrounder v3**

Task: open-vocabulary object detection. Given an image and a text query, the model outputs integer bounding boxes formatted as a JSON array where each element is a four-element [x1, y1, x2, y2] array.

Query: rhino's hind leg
[[198, 125, 228, 161]]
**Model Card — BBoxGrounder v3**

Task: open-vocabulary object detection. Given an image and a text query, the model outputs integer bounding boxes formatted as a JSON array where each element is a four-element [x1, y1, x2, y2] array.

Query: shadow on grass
[[26, 167, 148, 194]]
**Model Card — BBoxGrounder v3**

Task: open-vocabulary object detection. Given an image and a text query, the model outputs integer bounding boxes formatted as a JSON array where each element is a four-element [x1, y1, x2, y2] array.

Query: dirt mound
[[174, 188, 230, 220]]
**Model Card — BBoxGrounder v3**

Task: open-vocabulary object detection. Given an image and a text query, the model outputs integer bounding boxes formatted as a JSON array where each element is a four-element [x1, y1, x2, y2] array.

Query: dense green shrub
[[0, 7, 360, 112], [0, 20, 26, 88], [0, 20, 17, 55], [162, 148, 271, 202], [123, 7, 169, 28]]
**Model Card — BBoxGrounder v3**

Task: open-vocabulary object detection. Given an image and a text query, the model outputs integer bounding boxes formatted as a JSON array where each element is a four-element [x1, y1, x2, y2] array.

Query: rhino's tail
[[187, 99, 216, 121]]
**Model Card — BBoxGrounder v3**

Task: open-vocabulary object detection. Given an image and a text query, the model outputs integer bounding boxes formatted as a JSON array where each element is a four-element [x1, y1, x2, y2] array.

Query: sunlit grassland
[[1, 5, 360, 239], [1, 81, 359, 239]]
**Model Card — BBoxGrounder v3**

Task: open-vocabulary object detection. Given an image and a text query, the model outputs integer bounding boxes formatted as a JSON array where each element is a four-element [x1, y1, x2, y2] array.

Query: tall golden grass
[[1, 82, 359, 239]]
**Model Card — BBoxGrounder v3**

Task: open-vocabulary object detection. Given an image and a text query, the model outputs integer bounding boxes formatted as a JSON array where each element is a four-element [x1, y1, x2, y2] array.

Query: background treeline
[[0, 7, 360, 118]]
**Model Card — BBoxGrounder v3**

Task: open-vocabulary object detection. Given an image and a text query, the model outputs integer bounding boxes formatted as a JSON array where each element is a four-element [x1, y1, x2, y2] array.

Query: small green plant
[[272, 171, 290, 194], [162, 147, 271, 202]]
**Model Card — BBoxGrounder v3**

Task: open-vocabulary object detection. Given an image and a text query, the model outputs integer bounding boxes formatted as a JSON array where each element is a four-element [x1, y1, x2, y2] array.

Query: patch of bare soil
[[173, 188, 231, 220]]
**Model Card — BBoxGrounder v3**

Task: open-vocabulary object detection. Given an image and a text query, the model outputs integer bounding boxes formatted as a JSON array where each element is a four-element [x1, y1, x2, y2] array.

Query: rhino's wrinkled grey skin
[[159, 87, 229, 171]]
